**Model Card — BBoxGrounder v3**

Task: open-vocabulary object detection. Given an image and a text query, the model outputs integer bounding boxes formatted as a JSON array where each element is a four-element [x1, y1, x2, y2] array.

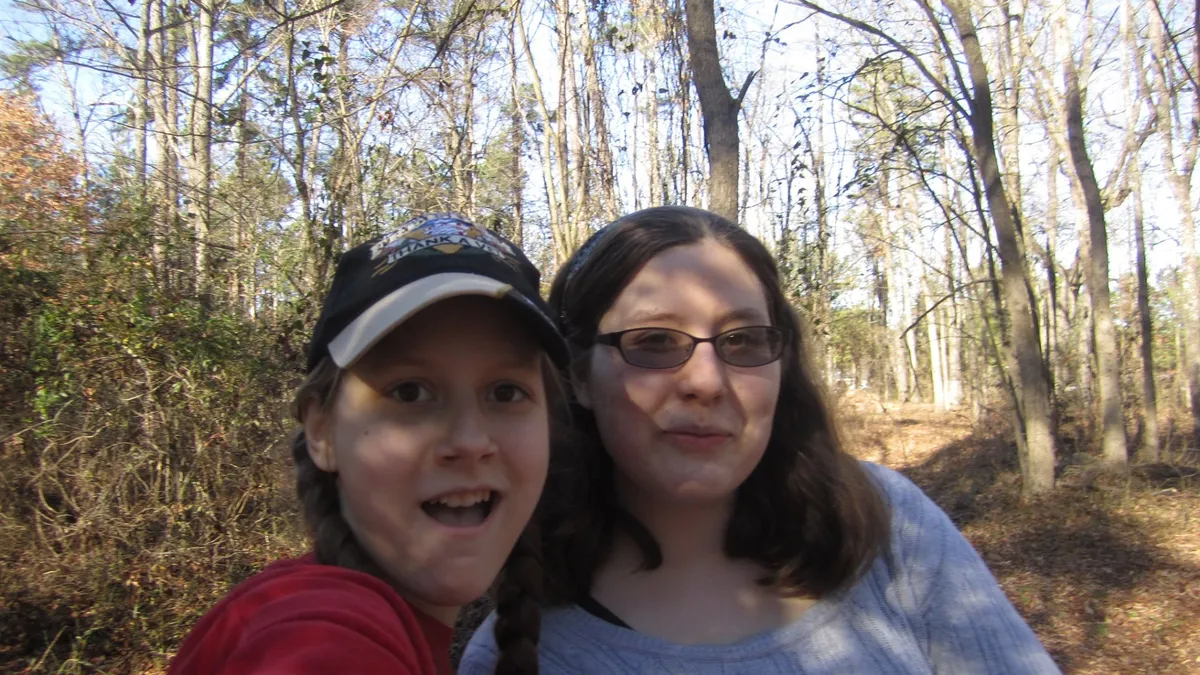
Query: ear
[[302, 397, 338, 473], [569, 359, 593, 410]]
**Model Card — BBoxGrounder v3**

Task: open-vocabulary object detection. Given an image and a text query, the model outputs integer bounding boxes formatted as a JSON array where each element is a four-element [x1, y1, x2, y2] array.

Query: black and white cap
[[306, 213, 568, 372]]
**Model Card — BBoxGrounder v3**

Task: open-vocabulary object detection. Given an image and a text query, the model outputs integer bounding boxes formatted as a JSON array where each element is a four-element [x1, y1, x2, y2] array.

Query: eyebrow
[[623, 307, 770, 327]]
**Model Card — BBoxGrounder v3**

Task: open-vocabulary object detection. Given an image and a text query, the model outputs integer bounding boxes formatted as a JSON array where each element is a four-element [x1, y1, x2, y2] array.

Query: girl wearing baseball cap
[[169, 214, 568, 675]]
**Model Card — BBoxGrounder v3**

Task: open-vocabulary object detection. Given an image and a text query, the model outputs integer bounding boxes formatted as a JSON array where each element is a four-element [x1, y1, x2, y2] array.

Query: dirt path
[[840, 395, 1200, 674]]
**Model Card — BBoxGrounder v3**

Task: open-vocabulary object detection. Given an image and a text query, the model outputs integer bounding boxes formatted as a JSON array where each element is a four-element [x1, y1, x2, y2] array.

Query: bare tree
[[1147, 0, 1200, 447], [1058, 11, 1128, 468], [683, 0, 755, 221]]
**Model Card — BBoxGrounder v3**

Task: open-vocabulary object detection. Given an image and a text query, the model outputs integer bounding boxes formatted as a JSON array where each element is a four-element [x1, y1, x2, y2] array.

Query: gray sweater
[[460, 463, 1060, 674]]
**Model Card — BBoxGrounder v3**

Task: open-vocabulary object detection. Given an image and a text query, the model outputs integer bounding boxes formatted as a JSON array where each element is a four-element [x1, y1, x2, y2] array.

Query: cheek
[[590, 364, 667, 422], [333, 422, 427, 489], [736, 369, 781, 428], [754, 373, 782, 416], [502, 414, 552, 485]]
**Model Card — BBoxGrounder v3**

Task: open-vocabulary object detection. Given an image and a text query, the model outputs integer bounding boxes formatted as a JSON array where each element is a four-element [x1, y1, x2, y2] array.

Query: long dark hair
[[292, 354, 567, 675], [540, 205, 890, 602]]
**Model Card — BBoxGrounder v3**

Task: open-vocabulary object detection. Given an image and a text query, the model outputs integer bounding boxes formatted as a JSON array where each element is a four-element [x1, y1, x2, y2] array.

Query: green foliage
[[828, 306, 876, 387], [0, 38, 72, 94]]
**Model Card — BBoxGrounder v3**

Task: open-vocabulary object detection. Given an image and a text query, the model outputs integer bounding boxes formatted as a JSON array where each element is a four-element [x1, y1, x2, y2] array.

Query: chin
[[667, 483, 739, 503], [414, 574, 493, 609]]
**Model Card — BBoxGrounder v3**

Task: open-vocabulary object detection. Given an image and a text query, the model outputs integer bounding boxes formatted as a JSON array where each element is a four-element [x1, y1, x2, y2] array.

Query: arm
[[867, 464, 1061, 674]]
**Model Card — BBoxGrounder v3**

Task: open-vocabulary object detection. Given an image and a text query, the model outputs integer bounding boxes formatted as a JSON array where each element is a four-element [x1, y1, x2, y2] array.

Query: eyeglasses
[[595, 326, 789, 369]]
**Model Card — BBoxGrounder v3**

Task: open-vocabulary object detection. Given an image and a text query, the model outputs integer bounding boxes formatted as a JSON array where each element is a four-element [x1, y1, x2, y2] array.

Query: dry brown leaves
[[840, 393, 1200, 674]]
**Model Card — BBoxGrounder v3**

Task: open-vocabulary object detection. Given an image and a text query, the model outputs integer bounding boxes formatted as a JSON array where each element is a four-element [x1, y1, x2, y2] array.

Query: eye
[[488, 382, 531, 403], [626, 329, 686, 351], [388, 380, 434, 403], [723, 331, 748, 346], [722, 329, 762, 348]]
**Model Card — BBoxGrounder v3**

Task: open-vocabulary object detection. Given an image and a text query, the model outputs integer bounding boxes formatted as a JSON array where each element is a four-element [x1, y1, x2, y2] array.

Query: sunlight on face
[[579, 240, 781, 509], [306, 296, 550, 620]]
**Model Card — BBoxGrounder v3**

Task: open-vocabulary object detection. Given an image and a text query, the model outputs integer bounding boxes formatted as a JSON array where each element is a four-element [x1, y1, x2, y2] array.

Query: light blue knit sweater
[[460, 463, 1060, 674]]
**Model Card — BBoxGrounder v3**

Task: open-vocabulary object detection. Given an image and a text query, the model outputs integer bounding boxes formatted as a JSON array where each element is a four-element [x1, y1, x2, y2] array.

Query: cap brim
[[326, 272, 566, 369]]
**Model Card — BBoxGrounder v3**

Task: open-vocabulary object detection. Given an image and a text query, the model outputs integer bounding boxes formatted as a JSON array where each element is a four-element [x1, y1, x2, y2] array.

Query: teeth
[[430, 490, 491, 508]]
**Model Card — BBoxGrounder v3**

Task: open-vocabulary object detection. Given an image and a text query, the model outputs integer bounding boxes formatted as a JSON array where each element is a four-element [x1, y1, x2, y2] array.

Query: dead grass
[[841, 392, 1200, 674]]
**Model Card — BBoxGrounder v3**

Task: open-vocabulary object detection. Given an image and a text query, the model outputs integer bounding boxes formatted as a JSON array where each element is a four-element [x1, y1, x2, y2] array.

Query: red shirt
[[168, 555, 453, 675]]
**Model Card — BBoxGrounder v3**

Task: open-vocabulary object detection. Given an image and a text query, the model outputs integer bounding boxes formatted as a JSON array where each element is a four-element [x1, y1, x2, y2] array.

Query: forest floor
[[840, 393, 1200, 674]]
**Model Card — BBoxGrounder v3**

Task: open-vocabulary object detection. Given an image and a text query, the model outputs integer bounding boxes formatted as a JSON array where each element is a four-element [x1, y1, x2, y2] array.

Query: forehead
[[358, 296, 541, 366], [602, 240, 771, 327]]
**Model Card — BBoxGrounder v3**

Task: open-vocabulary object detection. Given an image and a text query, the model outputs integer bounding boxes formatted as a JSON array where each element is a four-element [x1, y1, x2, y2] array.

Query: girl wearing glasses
[[464, 206, 1057, 673]]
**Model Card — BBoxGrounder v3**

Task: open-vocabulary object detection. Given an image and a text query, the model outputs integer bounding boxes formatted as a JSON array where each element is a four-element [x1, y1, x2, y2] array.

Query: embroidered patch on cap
[[370, 213, 521, 276]]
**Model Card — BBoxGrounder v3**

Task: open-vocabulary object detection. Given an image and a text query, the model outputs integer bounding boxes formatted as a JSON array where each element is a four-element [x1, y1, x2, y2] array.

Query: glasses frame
[[594, 325, 790, 370]]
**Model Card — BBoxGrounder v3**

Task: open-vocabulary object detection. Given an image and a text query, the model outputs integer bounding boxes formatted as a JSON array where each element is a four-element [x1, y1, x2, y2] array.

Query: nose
[[437, 401, 497, 463], [676, 342, 728, 402]]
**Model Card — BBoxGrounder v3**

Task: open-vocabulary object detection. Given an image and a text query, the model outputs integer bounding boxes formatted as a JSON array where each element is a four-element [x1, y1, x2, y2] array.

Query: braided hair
[[491, 525, 544, 674], [291, 356, 560, 674]]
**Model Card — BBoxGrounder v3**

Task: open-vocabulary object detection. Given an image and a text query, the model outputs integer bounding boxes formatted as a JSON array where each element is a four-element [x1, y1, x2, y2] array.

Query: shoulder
[[858, 461, 959, 540], [852, 462, 970, 597], [859, 461, 926, 505], [224, 557, 419, 632], [169, 557, 439, 675]]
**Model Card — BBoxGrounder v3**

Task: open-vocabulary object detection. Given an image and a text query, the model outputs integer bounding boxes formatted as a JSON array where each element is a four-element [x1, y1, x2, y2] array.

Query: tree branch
[[734, 69, 758, 108], [785, 0, 968, 120]]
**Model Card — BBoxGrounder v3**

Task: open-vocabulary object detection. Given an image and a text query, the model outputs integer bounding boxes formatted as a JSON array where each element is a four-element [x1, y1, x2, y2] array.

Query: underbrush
[[1, 250, 310, 673]]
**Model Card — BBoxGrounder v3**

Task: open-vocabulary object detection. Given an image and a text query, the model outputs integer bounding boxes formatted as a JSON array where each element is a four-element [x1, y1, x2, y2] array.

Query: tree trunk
[[945, 223, 963, 407], [516, 2, 570, 261], [671, 8, 692, 203], [135, 1, 152, 194], [580, 0, 617, 220], [813, 27, 832, 387], [234, 86, 251, 314], [945, 0, 1055, 494], [1122, 0, 1157, 461], [163, 0, 180, 294], [191, 0, 215, 294], [1131, 165, 1158, 461], [683, 0, 747, 221], [647, 55, 663, 206], [285, 25, 314, 286], [140, 0, 167, 292], [1046, 144, 1063, 400], [509, 24, 525, 247], [926, 277, 946, 410], [554, 0, 581, 241], [1147, 7, 1200, 447], [561, 0, 589, 224], [1060, 16, 1127, 469]]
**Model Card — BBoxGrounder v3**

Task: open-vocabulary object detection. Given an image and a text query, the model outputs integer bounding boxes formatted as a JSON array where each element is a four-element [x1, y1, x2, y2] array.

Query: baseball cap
[[306, 213, 568, 372]]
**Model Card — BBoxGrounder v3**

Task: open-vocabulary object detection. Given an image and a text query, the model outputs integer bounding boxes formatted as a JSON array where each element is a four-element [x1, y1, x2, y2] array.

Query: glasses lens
[[716, 327, 785, 367], [618, 328, 693, 369]]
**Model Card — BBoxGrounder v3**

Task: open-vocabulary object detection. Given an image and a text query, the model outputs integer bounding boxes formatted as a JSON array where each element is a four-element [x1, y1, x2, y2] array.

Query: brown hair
[[291, 355, 564, 674], [541, 205, 890, 602]]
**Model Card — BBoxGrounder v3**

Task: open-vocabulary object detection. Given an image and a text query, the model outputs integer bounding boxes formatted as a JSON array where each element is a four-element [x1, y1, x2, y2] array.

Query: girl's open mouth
[[420, 490, 498, 527]]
